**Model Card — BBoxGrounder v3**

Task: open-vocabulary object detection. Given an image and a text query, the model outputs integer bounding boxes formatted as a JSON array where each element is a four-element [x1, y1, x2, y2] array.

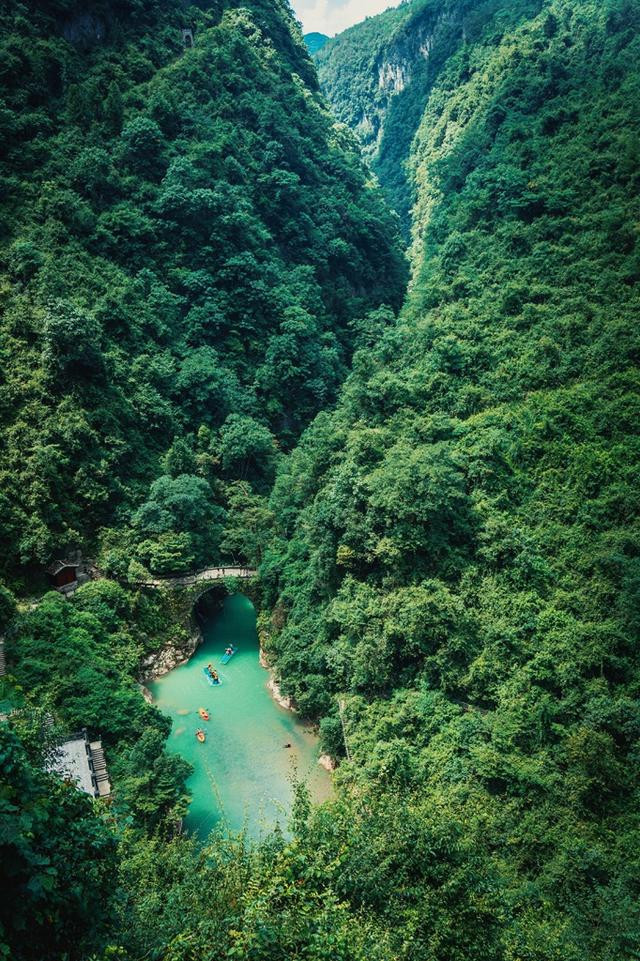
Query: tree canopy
[[1, 0, 639, 959], [0, 0, 406, 585]]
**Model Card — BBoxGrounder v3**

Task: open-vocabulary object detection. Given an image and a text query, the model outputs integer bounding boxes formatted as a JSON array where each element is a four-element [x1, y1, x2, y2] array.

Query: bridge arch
[[132, 566, 260, 631], [132, 566, 256, 591]]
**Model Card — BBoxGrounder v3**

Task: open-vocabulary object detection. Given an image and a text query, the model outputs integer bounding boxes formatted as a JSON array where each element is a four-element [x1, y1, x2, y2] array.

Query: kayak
[[196, 730, 206, 743], [221, 645, 237, 664], [198, 707, 210, 720], [203, 667, 221, 686]]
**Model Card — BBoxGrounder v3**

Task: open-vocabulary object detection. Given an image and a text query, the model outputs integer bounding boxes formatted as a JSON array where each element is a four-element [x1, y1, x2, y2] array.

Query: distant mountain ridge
[[304, 31, 330, 53], [314, 0, 541, 230]]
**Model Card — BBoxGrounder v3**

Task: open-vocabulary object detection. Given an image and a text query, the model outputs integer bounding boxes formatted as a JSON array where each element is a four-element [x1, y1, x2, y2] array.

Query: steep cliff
[[315, 0, 543, 229]]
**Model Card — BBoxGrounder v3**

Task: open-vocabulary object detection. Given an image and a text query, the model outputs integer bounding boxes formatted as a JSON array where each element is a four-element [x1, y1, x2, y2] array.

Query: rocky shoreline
[[260, 646, 337, 771], [139, 628, 202, 683], [318, 753, 336, 771], [266, 674, 297, 711], [259, 645, 296, 711]]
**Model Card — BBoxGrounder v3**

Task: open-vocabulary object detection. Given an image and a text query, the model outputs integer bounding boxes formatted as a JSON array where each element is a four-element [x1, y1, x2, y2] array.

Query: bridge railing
[[131, 566, 257, 588]]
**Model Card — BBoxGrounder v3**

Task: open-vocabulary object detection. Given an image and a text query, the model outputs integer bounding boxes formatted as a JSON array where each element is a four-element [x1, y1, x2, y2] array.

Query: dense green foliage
[[0, 3, 404, 959], [8, 580, 192, 830], [0, 0, 405, 584], [315, 0, 544, 230], [261, 0, 640, 955], [303, 31, 330, 54], [0, 725, 118, 961], [2, 0, 640, 958], [111, 798, 391, 961]]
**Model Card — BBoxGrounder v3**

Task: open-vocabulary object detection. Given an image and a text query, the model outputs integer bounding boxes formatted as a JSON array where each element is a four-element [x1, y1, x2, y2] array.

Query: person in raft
[[225, 646, 233, 656], [207, 664, 220, 682]]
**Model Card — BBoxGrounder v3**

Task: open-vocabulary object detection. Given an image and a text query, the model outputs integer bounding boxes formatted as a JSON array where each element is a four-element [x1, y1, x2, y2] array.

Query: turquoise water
[[148, 594, 332, 839]]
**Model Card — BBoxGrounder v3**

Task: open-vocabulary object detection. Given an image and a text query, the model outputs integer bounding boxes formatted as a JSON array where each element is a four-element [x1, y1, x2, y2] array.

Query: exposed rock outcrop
[[62, 13, 107, 48], [370, 8, 461, 149], [318, 753, 337, 771], [267, 675, 297, 712], [260, 645, 297, 711], [316, 2, 465, 228], [140, 630, 201, 682]]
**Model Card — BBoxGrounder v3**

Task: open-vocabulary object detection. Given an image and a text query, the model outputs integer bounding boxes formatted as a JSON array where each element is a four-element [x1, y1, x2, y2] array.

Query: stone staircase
[[89, 740, 111, 797]]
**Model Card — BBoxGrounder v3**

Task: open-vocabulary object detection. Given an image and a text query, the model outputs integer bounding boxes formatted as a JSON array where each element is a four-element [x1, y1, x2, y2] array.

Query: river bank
[[147, 594, 333, 837], [139, 628, 202, 682]]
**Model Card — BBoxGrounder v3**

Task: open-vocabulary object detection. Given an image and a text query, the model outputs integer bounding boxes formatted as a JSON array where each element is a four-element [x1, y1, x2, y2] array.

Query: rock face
[[260, 645, 297, 711], [319, 4, 463, 154], [316, 2, 465, 227], [140, 630, 201, 682], [267, 675, 297, 712], [368, 8, 460, 153], [318, 753, 337, 771], [377, 59, 409, 94]]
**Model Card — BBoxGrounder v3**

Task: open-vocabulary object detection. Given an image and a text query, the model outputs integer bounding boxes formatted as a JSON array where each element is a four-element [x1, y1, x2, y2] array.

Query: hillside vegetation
[[1, 0, 640, 959], [0, 2, 406, 958], [0, 0, 405, 587], [262, 0, 640, 956], [304, 31, 330, 54], [315, 0, 544, 229]]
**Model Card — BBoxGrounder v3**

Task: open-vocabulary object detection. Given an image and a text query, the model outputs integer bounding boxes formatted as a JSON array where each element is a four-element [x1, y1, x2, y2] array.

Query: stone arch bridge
[[49, 560, 258, 624], [132, 566, 256, 591], [131, 565, 259, 624], [46, 561, 259, 679], [134, 567, 260, 677]]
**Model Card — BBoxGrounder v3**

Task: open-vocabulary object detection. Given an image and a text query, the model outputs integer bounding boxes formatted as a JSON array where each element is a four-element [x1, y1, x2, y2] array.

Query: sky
[[291, 0, 404, 37]]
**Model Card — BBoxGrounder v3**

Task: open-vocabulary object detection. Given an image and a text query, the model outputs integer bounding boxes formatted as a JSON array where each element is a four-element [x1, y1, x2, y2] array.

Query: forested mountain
[[262, 0, 640, 956], [0, 6, 406, 958], [304, 31, 330, 53], [0, 0, 405, 587], [2, 0, 640, 959], [315, 0, 545, 230]]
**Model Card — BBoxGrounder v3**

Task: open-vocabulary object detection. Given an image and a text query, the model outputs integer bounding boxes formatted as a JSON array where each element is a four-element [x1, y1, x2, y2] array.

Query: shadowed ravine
[[148, 595, 332, 839]]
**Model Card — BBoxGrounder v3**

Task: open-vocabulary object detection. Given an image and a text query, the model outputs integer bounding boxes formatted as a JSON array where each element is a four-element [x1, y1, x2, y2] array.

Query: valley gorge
[[1, 1, 639, 959]]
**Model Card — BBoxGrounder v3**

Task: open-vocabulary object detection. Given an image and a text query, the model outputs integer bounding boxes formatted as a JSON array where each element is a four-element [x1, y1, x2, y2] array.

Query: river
[[148, 593, 332, 839]]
